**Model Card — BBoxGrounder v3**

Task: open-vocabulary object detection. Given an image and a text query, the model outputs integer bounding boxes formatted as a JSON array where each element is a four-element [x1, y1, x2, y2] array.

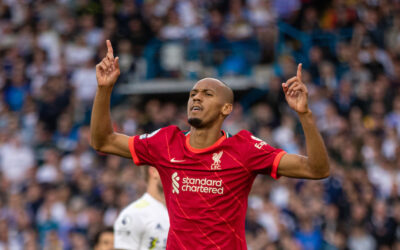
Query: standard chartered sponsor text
[[182, 176, 224, 194]]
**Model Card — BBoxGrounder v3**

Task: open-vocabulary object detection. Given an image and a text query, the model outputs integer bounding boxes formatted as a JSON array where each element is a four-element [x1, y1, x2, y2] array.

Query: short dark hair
[[92, 227, 113, 247]]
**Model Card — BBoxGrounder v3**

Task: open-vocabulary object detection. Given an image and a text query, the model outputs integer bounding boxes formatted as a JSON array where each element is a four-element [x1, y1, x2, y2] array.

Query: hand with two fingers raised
[[96, 40, 120, 88], [282, 63, 310, 114]]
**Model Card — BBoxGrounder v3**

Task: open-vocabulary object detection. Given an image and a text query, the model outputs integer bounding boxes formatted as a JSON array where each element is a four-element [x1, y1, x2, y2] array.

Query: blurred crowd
[[1, 0, 400, 249]]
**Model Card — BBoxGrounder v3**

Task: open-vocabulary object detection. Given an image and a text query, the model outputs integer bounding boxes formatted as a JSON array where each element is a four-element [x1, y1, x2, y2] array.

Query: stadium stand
[[1, 0, 400, 249]]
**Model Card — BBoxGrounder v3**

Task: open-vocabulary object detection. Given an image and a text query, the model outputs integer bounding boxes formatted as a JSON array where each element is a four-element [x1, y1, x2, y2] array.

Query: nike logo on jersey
[[171, 158, 185, 163]]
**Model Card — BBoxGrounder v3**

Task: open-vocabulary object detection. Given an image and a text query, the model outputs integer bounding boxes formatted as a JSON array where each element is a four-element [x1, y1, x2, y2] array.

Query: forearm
[[298, 110, 330, 177], [90, 86, 114, 150]]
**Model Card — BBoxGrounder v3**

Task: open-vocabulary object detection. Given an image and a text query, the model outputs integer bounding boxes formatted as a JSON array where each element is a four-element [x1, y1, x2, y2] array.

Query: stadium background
[[0, 0, 400, 249]]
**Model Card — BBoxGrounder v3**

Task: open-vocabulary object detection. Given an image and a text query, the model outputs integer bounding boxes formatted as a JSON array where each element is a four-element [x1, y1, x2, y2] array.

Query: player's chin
[[188, 117, 204, 128], [188, 112, 202, 120]]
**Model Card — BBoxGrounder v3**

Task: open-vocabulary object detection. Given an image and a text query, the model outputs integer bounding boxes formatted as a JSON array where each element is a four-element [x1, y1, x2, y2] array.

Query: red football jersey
[[129, 125, 286, 250]]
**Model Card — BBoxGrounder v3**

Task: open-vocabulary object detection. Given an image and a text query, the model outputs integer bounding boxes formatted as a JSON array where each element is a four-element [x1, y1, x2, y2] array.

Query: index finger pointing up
[[106, 40, 113, 55], [297, 63, 302, 81]]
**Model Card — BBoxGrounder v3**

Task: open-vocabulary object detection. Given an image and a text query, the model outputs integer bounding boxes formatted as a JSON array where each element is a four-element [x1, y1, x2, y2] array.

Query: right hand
[[96, 40, 120, 88]]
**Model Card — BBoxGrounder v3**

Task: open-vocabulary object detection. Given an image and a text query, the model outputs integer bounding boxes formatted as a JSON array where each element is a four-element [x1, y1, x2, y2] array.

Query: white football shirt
[[114, 193, 169, 250]]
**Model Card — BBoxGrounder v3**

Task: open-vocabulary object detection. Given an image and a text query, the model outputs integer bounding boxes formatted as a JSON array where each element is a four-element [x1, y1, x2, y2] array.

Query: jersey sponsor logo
[[170, 158, 185, 163], [211, 151, 223, 170], [172, 172, 180, 194], [251, 135, 267, 149], [171, 173, 224, 195], [139, 128, 161, 140]]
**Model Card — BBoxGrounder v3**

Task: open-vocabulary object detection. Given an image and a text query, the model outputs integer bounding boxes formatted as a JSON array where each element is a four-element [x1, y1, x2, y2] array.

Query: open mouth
[[191, 106, 202, 111]]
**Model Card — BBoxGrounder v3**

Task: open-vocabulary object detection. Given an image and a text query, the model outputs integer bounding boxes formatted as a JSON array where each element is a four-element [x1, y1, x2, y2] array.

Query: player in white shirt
[[114, 166, 169, 250]]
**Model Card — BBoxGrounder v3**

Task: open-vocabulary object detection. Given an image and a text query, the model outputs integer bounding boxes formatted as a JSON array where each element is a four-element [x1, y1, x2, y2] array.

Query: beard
[[188, 118, 204, 128]]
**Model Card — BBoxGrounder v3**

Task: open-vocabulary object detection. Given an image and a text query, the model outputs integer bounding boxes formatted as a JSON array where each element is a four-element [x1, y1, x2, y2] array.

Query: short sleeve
[[128, 128, 163, 166], [242, 132, 286, 179], [114, 210, 143, 250]]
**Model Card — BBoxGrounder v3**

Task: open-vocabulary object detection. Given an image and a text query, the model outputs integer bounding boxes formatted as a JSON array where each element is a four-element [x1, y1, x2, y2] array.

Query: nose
[[193, 92, 202, 102]]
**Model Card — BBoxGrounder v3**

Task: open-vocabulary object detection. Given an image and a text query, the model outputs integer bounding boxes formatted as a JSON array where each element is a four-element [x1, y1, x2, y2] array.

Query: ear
[[221, 103, 233, 116]]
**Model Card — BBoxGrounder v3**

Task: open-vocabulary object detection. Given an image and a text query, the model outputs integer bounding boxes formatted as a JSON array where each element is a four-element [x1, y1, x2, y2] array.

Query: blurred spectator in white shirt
[[0, 134, 34, 185], [64, 34, 95, 68], [71, 59, 97, 105]]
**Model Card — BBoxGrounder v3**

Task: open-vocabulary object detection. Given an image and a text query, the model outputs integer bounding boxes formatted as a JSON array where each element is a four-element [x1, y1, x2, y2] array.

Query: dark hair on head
[[92, 227, 113, 247]]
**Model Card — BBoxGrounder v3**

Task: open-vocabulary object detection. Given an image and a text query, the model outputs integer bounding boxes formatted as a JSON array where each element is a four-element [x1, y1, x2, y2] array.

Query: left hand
[[96, 40, 120, 88], [282, 63, 310, 114]]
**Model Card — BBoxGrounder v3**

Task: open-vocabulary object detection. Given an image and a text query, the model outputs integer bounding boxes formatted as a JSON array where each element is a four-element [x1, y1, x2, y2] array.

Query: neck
[[147, 182, 165, 205], [189, 123, 223, 149]]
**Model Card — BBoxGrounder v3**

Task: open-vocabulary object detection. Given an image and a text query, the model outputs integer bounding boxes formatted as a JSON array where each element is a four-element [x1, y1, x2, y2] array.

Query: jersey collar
[[185, 131, 227, 153]]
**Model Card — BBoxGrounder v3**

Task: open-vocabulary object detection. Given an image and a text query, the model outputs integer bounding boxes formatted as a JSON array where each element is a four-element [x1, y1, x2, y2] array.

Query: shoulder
[[232, 130, 270, 149], [118, 196, 148, 218], [115, 196, 149, 228], [235, 130, 252, 137], [163, 125, 182, 134], [138, 125, 181, 139], [232, 130, 257, 143], [128, 195, 154, 211], [135, 126, 182, 143]]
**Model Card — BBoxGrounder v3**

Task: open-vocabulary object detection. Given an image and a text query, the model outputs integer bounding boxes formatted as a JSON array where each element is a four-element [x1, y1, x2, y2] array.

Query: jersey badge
[[211, 151, 223, 170]]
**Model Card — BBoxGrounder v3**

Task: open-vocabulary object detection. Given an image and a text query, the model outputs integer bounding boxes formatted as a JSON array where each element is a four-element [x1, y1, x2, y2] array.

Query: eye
[[206, 93, 213, 96]]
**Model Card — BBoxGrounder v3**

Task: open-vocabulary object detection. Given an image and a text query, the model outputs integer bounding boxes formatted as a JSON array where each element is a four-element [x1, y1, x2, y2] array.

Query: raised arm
[[90, 40, 131, 158], [277, 64, 330, 179]]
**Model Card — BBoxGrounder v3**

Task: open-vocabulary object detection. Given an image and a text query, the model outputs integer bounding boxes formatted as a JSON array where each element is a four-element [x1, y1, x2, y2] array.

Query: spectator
[[92, 227, 114, 250], [348, 226, 376, 250], [0, 133, 34, 185], [294, 218, 323, 250], [4, 70, 30, 112]]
